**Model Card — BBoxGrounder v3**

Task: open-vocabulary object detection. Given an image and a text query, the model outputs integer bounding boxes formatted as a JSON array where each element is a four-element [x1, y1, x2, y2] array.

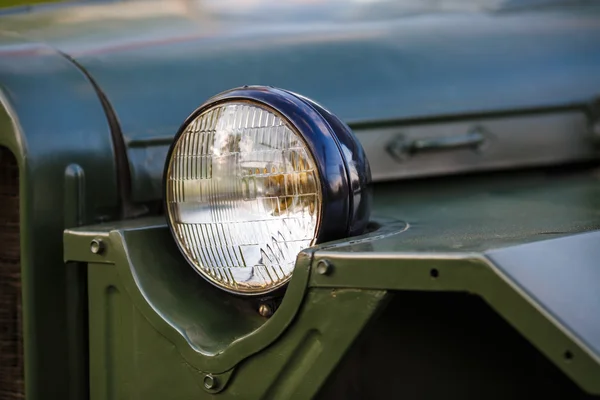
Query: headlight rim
[[163, 86, 369, 296]]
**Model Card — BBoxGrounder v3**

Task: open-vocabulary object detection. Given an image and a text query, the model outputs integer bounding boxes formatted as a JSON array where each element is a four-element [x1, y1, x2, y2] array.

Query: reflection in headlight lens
[[166, 102, 322, 295]]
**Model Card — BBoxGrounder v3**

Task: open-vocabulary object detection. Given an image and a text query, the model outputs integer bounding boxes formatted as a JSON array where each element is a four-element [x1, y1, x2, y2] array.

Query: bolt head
[[258, 303, 273, 318], [90, 238, 104, 254], [203, 374, 217, 390], [316, 260, 332, 275]]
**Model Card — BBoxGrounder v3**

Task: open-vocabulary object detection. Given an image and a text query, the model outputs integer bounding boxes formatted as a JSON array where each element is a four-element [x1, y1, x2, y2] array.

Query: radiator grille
[[0, 147, 24, 400]]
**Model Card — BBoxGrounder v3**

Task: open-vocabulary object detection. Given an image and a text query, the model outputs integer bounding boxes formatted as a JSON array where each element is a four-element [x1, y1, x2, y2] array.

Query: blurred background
[[2, 0, 64, 8]]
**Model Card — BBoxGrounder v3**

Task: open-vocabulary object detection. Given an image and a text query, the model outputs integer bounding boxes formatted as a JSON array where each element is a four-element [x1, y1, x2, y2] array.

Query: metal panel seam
[[55, 51, 137, 220]]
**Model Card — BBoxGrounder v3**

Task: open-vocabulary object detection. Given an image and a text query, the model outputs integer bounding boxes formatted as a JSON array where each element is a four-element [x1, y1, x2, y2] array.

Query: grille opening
[[0, 146, 24, 400], [318, 291, 598, 400]]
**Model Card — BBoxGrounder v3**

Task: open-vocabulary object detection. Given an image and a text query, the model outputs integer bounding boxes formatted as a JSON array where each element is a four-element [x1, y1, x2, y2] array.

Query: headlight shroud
[[164, 86, 371, 296]]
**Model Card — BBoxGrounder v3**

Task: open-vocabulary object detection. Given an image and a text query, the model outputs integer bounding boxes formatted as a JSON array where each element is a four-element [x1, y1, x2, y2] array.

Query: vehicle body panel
[[64, 166, 600, 398], [1, 0, 600, 398], [2, 1, 600, 202], [0, 34, 120, 398]]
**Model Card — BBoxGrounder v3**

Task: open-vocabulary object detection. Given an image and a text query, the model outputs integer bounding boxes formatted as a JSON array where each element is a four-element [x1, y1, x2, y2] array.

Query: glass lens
[[166, 102, 321, 294]]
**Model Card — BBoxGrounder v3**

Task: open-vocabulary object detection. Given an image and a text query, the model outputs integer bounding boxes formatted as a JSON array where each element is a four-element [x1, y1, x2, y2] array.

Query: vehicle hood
[[2, 0, 600, 202]]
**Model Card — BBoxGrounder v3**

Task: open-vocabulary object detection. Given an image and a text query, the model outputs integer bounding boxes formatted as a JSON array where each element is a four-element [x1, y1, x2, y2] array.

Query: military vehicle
[[1, 0, 600, 399]]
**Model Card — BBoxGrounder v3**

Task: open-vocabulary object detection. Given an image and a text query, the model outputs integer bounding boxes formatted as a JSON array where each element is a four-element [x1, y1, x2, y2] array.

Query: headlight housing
[[164, 86, 371, 295]]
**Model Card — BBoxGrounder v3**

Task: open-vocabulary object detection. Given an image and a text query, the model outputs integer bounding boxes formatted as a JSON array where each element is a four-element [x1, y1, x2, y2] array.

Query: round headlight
[[165, 86, 371, 295]]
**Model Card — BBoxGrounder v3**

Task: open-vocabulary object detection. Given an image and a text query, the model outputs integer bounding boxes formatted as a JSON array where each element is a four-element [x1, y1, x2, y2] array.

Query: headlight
[[164, 86, 371, 295]]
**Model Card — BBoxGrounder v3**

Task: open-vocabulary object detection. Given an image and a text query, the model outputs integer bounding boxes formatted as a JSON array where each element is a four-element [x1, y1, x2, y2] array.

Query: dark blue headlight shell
[[202, 86, 372, 244], [164, 86, 371, 295]]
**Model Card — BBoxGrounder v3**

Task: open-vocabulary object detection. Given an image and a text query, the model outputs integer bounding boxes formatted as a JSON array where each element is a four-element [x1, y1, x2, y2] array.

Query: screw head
[[90, 238, 105, 254], [258, 303, 273, 318], [203, 374, 217, 390], [316, 259, 332, 275]]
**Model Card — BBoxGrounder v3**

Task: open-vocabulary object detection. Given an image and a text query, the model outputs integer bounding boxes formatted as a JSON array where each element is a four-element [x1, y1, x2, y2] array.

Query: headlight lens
[[166, 102, 321, 294], [165, 86, 371, 296]]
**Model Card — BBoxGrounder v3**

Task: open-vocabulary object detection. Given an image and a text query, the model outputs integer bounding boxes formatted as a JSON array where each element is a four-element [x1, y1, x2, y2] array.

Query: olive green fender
[[0, 34, 120, 399]]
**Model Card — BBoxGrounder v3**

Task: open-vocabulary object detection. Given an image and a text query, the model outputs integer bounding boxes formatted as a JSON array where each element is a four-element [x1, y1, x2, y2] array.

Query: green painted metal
[[3, 1, 600, 398], [317, 290, 598, 399], [3, 1, 600, 202], [0, 33, 120, 399], [310, 254, 600, 394], [63, 166, 600, 397], [76, 232, 387, 399], [308, 167, 600, 394], [66, 218, 314, 373]]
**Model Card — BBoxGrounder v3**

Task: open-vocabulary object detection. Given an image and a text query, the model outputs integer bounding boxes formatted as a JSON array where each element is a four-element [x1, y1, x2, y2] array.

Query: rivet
[[90, 238, 105, 255], [316, 259, 332, 275], [204, 374, 217, 390], [258, 303, 273, 318], [564, 350, 574, 362]]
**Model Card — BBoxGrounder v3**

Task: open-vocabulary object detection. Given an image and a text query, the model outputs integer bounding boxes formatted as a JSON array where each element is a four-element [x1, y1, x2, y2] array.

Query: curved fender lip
[[63, 216, 407, 373], [64, 217, 311, 373]]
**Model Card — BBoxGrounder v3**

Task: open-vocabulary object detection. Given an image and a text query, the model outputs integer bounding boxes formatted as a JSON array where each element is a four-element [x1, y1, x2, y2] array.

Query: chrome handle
[[387, 128, 488, 162]]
